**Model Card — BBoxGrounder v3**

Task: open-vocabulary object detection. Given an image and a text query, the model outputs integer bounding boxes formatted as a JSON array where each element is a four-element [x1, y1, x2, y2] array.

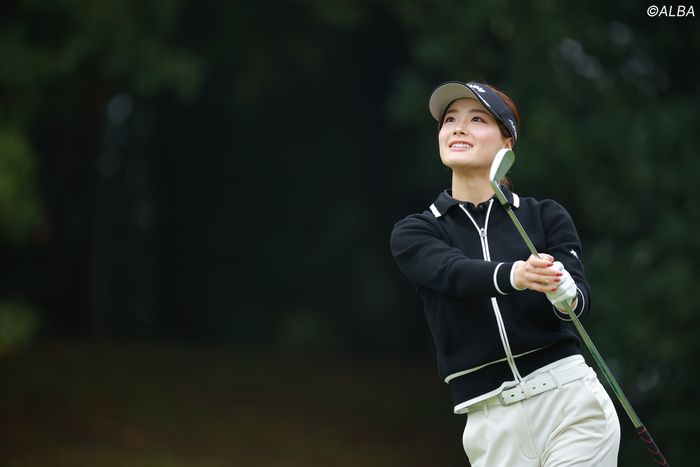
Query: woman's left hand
[[545, 261, 578, 311]]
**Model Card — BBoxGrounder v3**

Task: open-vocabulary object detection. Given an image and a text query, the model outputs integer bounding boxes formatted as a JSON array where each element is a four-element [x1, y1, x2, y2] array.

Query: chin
[[441, 157, 477, 171]]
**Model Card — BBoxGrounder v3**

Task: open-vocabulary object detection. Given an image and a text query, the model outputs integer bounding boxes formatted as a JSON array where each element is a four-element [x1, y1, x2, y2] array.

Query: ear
[[504, 137, 513, 149]]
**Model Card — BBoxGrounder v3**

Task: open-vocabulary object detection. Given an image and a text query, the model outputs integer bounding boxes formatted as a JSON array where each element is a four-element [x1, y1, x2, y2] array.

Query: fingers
[[529, 253, 553, 267], [550, 261, 564, 272], [515, 254, 564, 293]]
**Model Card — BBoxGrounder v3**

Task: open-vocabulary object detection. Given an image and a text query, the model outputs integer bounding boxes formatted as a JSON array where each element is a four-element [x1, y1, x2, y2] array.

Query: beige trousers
[[462, 362, 620, 466]]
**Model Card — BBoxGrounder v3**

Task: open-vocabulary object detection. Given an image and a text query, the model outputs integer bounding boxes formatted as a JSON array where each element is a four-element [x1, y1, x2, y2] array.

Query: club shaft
[[504, 209, 539, 257], [502, 209, 642, 423], [561, 299, 641, 427], [502, 206, 669, 465]]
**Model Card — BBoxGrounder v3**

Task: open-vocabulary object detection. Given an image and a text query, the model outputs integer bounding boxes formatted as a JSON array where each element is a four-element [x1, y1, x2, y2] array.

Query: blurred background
[[1, 1, 698, 466]]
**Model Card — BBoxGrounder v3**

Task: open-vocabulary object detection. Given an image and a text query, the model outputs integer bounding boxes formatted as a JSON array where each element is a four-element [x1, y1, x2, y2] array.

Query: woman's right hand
[[513, 254, 562, 293]]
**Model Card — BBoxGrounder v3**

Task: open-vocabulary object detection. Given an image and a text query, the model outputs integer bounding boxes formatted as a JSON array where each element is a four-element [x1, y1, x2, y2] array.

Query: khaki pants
[[462, 360, 620, 466]]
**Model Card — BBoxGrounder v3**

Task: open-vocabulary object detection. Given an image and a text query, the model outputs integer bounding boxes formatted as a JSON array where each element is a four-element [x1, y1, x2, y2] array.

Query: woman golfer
[[390, 81, 621, 466]]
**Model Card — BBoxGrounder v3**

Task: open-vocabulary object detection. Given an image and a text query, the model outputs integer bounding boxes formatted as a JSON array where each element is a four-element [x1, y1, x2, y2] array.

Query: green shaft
[[502, 207, 642, 428], [561, 300, 642, 428]]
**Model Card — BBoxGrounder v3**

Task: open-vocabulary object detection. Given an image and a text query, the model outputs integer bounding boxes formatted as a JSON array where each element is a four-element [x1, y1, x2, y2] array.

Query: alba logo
[[467, 84, 486, 93]]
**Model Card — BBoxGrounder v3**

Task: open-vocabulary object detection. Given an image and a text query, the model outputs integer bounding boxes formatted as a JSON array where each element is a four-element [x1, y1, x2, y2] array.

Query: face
[[438, 98, 512, 174]]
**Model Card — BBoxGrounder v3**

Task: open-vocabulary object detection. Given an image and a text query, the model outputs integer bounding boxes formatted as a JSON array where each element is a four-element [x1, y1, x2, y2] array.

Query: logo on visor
[[467, 83, 486, 93], [508, 119, 517, 138]]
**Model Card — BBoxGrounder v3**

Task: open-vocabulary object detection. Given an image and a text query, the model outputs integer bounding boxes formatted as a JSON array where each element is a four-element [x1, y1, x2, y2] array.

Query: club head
[[489, 148, 515, 206], [489, 148, 515, 184]]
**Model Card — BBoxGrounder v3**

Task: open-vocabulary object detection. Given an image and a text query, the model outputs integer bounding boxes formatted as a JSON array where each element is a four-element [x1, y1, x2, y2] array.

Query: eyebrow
[[444, 108, 491, 117]]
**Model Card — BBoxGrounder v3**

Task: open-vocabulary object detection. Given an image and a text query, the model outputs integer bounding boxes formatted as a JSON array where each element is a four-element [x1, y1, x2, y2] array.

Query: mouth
[[449, 141, 473, 150]]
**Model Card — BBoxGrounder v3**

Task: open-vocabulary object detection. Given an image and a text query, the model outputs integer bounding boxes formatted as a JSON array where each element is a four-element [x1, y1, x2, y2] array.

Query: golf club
[[489, 148, 669, 466]]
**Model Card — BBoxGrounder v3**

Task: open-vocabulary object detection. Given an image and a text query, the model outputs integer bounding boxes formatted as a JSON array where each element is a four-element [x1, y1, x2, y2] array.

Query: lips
[[449, 141, 473, 149]]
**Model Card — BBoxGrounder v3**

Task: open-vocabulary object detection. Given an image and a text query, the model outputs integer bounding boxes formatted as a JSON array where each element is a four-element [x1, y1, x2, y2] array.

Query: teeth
[[451, 143, 472, 148]]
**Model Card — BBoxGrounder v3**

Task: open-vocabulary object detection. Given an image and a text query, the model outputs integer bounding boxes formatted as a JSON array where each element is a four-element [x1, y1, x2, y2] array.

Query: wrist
[[552, 287, 585, 321], [554, 296, 578, 312], [511, 261, 526, 291]]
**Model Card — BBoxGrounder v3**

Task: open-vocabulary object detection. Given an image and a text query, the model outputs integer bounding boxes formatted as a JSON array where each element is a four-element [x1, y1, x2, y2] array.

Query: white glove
[[545, 261, 577, 310]]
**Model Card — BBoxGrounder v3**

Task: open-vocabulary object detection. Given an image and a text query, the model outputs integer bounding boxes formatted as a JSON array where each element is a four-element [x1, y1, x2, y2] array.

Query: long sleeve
[[540, 200, 592, 320], [390, 214, 517, 298]]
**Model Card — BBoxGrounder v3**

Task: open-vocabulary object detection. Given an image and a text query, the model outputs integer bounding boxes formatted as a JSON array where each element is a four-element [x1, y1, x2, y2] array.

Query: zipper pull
[[479, 228, 486, 238]]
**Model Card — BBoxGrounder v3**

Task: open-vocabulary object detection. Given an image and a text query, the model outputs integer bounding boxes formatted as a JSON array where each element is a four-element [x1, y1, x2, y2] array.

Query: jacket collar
[[429, 187, 520, 218]]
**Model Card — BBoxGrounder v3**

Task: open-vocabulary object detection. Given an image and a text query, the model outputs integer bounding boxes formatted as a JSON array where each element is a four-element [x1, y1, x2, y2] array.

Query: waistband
[[465, 356, 589, 413], [450, 340, 580, 410]]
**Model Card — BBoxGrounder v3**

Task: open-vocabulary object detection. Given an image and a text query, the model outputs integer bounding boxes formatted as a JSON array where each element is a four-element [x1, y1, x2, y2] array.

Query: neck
[[450, 170, 495, 205]]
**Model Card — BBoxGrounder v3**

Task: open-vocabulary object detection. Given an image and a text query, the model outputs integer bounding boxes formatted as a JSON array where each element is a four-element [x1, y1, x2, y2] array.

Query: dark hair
[[491, 86, 521, 143]]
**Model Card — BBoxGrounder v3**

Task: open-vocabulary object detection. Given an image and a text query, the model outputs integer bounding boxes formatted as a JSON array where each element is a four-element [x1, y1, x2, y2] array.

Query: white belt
[[469, 364, 590, 411]]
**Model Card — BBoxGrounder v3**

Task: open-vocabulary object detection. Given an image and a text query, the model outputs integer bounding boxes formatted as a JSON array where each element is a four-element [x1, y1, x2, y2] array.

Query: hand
[[513, 254, 562, 293], [545, 261, 577, 311]]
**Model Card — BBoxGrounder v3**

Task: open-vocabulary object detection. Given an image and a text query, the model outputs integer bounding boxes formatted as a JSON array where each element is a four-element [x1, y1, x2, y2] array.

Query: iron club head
[[489, 148, 515, 185], [489, 148, 515, 205], [488, 147, 539, 256]]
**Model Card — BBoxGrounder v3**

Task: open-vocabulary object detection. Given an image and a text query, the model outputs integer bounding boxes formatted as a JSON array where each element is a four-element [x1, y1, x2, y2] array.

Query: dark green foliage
[[1, 0, 698, 463]]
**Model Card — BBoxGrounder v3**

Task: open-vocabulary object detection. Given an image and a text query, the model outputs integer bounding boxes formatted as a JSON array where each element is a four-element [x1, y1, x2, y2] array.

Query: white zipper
[[459, 201, 524, 384]]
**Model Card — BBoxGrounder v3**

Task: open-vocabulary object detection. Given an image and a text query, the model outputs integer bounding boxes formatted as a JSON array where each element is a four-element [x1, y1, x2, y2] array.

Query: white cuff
[[552, 287, 586, 321], [511, 261, 526, 291], [493, 263, 507, 295]]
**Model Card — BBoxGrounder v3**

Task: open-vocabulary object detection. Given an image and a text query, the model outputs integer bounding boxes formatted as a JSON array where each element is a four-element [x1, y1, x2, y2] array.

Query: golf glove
[[545, 261, 577, 310]]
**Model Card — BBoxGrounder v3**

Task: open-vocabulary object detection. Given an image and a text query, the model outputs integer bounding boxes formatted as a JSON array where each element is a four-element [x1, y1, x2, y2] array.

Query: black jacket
[[390, 188, 591, 409]]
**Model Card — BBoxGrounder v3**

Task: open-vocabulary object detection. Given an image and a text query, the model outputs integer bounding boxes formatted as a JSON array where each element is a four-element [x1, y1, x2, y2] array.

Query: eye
[[443, 116, 455, 124], [472, 116, 486, 123]]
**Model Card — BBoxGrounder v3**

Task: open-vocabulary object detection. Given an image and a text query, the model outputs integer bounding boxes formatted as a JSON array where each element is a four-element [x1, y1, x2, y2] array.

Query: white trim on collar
[[429, 203, 442, 218], [512, 193, 520, 208]]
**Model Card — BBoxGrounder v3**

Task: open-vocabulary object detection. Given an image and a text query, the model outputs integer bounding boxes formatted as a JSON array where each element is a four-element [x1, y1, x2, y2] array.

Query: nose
[[452, 116, 469, 134], [453, 124, 467, 135]]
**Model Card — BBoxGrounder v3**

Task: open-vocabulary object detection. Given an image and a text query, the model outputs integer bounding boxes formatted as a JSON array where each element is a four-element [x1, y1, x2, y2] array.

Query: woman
[[390, 81, 620, 466]]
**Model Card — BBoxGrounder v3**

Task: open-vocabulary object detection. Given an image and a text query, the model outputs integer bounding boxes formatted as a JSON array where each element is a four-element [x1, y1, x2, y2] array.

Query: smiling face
[[438, 98, 513, 176]]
